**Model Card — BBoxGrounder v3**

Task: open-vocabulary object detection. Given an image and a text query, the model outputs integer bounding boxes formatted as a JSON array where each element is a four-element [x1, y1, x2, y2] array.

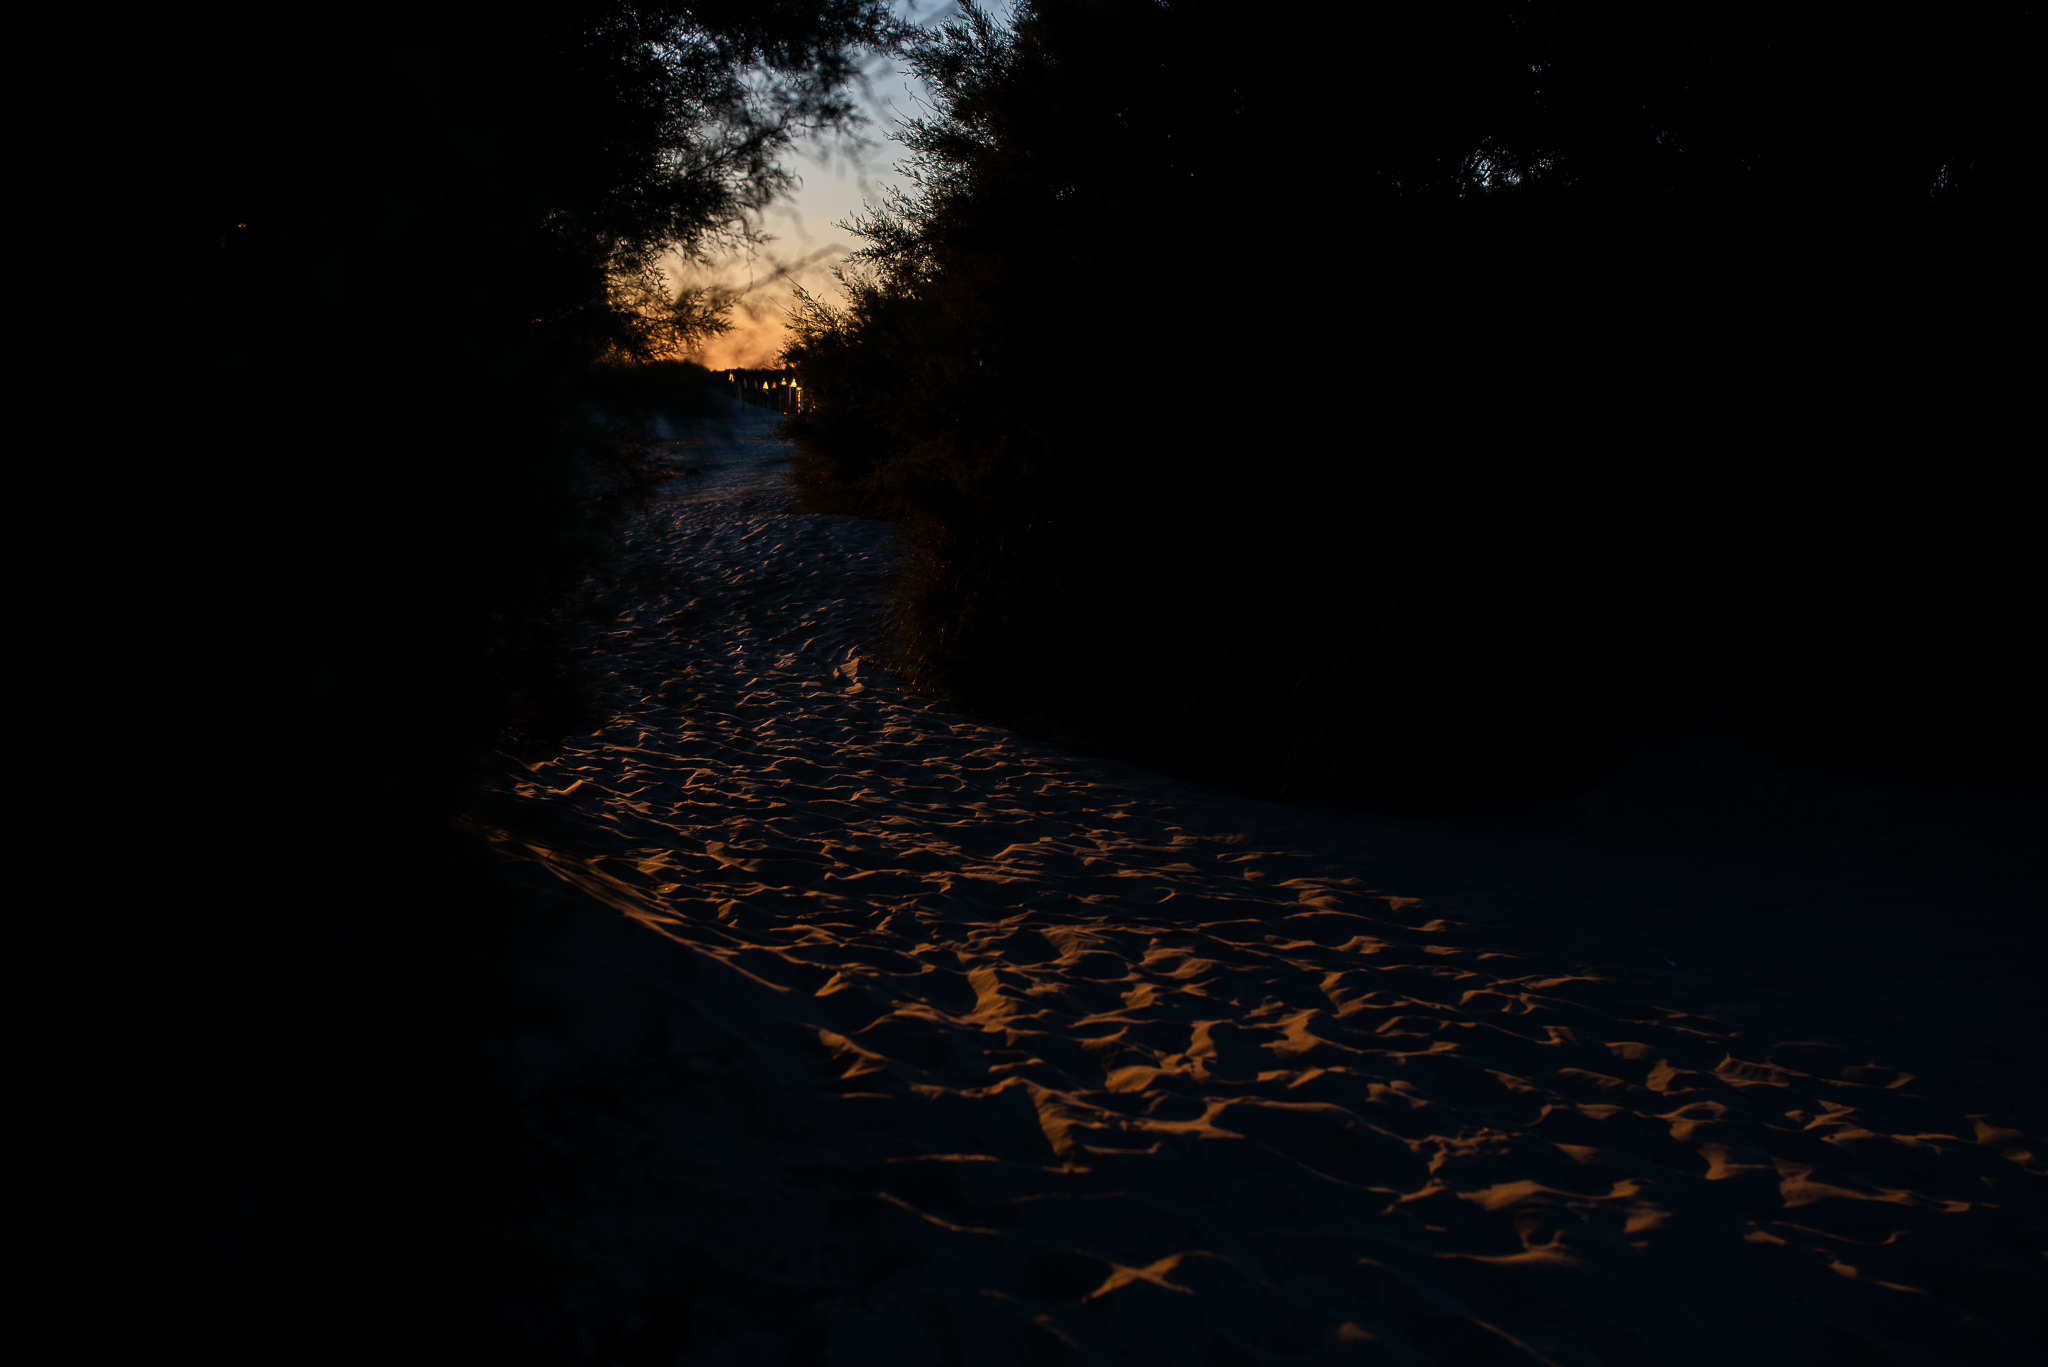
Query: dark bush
[[60, 4, 897, 1360], [786, 1, 2040, 808], [582, 357, 730, 432]]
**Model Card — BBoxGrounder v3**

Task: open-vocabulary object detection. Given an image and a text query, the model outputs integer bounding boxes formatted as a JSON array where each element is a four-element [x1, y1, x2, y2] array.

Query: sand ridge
[[484, 404, 2044, 1365]]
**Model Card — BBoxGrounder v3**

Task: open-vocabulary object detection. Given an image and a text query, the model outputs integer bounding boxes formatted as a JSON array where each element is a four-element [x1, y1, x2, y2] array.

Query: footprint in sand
[[486, 402, 2046, 1366]]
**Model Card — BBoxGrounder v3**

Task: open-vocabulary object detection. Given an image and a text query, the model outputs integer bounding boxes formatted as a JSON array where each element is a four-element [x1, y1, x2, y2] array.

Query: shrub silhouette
[[75, 5, 899, 1361], [787, 0, 2040, 807]]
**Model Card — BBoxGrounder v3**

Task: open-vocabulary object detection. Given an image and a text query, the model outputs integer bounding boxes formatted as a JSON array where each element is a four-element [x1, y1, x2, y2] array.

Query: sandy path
[[485, 405, 2044, 1366]]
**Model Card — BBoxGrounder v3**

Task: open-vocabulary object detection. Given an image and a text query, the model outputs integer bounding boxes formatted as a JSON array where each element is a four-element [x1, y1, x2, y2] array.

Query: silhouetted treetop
[[854, 0, 2030, 280], [144, 2, 906, 363], [70, 0, 911, 810], [786, 0, 2041, 801]]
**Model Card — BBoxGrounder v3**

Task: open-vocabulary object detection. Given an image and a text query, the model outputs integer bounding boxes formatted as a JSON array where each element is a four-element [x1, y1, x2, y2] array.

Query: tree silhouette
[[788, 0, 2040, 805], [119, 3, 903, 792], [62, 6, 901, 1361]]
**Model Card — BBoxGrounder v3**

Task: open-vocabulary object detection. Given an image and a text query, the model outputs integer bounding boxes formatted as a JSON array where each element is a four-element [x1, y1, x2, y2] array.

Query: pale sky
[[672, 2, 1004, 370]]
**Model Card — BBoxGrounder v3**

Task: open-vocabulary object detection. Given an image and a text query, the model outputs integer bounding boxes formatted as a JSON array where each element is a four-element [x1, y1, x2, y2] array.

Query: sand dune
[[482, 404, 2044, 1365]]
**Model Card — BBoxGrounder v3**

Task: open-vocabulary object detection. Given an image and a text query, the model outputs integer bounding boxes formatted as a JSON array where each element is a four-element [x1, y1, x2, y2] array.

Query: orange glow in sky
[[666, 14, 948, 370]]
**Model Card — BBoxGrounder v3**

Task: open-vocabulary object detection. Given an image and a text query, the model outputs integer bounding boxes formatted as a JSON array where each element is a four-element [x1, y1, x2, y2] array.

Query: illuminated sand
[[488, 403, 2044, 1364]]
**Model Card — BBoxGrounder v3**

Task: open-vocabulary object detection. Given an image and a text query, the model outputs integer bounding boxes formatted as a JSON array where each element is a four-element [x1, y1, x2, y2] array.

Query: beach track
[[484, 412, 2044, 1366]]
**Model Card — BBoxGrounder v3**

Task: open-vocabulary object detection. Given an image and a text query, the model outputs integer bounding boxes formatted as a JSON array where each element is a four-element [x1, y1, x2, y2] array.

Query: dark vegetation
[[787, 1, 2041, 811], [584, 356, 733, 436], [64, 4, 895, 1361]]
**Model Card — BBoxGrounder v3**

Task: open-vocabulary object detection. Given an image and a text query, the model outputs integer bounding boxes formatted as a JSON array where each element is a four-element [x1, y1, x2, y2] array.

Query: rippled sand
[[484, 402, 2044, 1365]]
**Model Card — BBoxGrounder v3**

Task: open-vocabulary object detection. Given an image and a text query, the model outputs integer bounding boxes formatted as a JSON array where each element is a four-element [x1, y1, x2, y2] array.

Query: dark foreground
[[463, 418, 2045, 1365]]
